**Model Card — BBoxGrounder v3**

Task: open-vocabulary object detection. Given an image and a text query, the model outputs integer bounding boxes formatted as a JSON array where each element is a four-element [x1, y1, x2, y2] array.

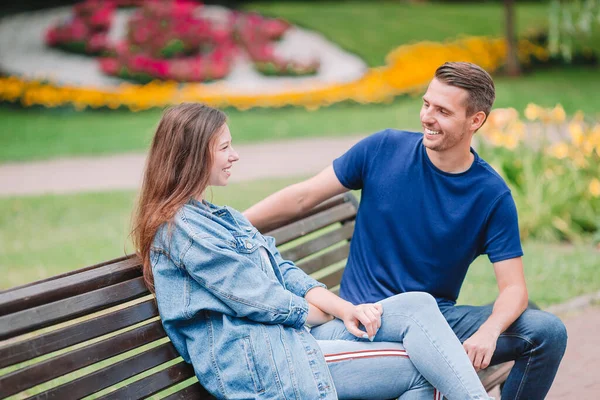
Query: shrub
[[477, 105, 600, 242]]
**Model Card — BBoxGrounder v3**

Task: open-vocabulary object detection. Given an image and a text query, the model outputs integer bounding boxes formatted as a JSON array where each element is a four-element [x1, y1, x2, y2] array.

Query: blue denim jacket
[[151, 199, 337, 399]]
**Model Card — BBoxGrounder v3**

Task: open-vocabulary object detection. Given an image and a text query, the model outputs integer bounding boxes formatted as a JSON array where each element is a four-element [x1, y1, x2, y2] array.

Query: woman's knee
[[381, 292, 438, 315]]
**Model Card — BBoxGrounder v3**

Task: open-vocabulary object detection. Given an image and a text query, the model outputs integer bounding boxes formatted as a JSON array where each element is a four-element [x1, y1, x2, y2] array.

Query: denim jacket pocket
[[240, 336, 265, 394], [233, 233, 261, 255]]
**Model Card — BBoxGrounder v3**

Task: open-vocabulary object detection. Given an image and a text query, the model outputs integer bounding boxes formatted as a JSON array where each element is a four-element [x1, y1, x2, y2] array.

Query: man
[[244, 62, 567, 399]]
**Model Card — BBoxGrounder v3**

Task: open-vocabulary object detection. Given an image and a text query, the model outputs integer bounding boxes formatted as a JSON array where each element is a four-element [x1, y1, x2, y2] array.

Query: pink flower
[[70, 19, 88, 41], [98, 57, 119, 74], [88, 33, 108, 52]]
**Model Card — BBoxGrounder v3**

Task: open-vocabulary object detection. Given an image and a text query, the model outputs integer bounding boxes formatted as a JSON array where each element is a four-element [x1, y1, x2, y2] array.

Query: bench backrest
[[0, 193, 359, 399]]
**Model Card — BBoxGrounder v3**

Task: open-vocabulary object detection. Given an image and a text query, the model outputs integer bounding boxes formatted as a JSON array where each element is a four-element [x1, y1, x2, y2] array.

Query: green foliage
[[476, 105, 600, 242], [548, 0, 600, 61]]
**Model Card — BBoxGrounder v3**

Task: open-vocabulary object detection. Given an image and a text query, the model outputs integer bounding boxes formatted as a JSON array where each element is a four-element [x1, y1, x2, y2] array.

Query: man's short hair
[[434, 62, 495, 117]]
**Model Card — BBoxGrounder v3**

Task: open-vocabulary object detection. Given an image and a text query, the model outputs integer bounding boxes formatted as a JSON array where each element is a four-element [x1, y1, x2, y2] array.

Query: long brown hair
[[132, 103, 227, 292]]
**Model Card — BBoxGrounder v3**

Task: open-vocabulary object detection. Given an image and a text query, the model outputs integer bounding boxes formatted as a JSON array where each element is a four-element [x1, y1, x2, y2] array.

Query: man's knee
[[519, 309, 568, 355]]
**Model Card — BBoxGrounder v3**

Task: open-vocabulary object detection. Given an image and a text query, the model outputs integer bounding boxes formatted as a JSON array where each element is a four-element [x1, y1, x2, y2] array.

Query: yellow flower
[[573, 111, 585, 123], [551, 104, 566, 123], [503, 134, 519, 150], [547, 143, 570, 159], [568, 122, 584, 146], [524, 103, 541, 121], [589, 178, 600, 198]]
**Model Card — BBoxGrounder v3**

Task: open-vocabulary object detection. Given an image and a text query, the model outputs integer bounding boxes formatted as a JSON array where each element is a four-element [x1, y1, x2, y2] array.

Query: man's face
[[420, 78, 474, 153]]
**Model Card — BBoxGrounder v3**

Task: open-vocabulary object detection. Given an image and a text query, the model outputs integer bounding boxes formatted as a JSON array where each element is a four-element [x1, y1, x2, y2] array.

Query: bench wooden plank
[[0, 277, 149, 341], [261, 194, 351, 234], [96, 361, 196, 400], [30, 342, 180, 400], [0, 320, 166, 398], [281, 221, 354, 262], [296, 243, 350, 275], [269, 202, 357, 245], [0, 298, 158, 369], [318, 268, 346, 289], [479, 361, 514, 392], [0, 257, 141, 317], [163, 382, 215, 400]]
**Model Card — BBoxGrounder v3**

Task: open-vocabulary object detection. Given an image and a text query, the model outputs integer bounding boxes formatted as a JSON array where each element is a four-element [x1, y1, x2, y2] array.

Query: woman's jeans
[[438, 301, 568, 400], [312, 292, 492, 399]]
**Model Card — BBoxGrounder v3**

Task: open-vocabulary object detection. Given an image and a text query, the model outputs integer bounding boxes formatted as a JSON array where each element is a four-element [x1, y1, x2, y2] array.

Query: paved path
[[0, 135, 365, 197], [546, 304, 600, 399]]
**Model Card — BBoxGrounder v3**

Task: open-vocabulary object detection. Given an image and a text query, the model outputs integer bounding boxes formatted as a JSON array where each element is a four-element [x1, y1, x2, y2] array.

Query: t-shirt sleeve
[[482, 191, 524, 263], [332, 131, 386, 190]]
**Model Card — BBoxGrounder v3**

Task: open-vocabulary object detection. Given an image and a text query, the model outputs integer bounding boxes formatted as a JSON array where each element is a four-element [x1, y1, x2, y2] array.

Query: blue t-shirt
[[333, 129, 523, 304]]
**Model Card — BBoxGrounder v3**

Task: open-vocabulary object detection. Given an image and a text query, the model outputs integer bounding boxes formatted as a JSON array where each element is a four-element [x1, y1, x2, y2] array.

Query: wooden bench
[[0, 192, 512, 399]]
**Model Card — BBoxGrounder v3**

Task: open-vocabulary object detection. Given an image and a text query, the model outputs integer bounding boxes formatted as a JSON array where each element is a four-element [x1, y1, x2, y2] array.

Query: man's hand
[[342, 303, 383, 340], [462, 328, 499, 371]]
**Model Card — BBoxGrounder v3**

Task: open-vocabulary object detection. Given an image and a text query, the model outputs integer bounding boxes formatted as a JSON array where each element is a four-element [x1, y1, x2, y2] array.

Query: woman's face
[[208, 123, 239, 187]]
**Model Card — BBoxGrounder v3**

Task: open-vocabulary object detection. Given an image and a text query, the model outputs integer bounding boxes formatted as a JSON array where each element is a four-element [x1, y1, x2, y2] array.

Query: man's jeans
[[311, 292, 493, 399], [438, 301, 568, 399]]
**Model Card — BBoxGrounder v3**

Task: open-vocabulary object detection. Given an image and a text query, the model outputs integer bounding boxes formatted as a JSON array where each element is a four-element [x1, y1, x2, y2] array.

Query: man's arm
[[463, 256, 528, 371], [243, 165, 348, 231]]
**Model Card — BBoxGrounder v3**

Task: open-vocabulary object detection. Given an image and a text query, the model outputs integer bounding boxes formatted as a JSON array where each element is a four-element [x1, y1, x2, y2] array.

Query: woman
[[132, 103, 493, 399]]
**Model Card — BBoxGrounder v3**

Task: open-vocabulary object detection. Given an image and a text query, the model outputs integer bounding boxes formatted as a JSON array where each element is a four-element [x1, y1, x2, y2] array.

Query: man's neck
[[425, 147, 474, 174]]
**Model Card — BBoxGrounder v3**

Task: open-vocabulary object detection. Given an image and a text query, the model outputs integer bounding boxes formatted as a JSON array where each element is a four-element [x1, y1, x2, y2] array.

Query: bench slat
[[0, 320, 166, 398], [0, 277, 149, 340], [281, 221, 354, 262], [318, 268, 346, 289], [29, 342, 180, 400], [262, 194, 351, 234], [297, 243, 350, 276], [0, 298, 158, 369], [269, 202, 356, 245], [163, 382, 216, 400], [96, 361, 195, 400], [0, 257, 141, 316]]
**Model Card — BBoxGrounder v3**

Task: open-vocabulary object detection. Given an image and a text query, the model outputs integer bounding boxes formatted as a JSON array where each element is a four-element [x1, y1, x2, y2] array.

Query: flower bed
[[43, 0, 317, 82], [45, 0, 115, 55], [1, 36, 548, 110]]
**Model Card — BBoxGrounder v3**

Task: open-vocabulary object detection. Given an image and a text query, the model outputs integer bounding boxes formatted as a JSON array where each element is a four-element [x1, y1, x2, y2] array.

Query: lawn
[[1, 66, 600, 163], [1, 177, 598, 309], [246, 1, 550, 67]]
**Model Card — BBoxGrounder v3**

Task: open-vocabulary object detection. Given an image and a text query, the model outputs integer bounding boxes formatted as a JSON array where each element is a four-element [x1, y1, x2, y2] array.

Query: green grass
[[2, 66, 600, 163], [1, 178, 599, 308], [0, 176, 307, 289], [460, 242, 600, 308], [245, 1, 549, 67]]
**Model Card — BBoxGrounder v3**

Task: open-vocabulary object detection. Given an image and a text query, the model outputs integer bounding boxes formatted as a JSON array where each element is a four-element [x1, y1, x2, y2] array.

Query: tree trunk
[[504, 0, 521, 76]]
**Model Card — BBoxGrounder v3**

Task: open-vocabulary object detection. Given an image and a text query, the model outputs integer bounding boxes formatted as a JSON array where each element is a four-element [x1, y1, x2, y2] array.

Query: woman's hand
[[341, 303, 383, 340]]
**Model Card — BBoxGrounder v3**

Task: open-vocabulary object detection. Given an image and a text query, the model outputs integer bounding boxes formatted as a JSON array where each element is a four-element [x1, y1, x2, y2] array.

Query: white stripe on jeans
[[324, 348, 409, 363]]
